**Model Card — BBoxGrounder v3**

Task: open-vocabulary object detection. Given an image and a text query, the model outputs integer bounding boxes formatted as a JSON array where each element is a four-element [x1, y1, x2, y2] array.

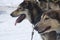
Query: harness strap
[[31, 25, 34, 40]]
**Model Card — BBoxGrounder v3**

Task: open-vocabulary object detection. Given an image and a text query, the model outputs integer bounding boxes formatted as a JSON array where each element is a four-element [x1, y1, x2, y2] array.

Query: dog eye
[[45, 18, 49, 20]]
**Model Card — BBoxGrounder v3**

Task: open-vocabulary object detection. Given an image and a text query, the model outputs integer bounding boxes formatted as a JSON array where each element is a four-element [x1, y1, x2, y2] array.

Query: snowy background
[[0, 0, 42, 40]]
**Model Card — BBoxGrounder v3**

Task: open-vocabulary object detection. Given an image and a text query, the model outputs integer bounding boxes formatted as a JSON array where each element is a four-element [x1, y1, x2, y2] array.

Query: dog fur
[[34, 10, 60, 40], [41, 31, 57, 40], [35, 10, 60, 33], [10, 0, 60, 40], [38, 0, 60, 10], [10, 0, 60, 24], [10, 1, 43, 25]]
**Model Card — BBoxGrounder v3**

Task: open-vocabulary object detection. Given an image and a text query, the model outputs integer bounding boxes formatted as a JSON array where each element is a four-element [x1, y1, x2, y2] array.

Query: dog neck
[[27, 2, 43, 24]]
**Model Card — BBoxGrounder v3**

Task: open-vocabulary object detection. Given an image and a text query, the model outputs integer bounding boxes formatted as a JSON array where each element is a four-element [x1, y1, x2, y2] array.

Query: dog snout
[[10, 13, 16, 17]]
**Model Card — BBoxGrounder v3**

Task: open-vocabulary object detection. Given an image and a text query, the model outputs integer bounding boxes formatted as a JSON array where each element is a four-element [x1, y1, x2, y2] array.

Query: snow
[[0, 0, 42, 40]]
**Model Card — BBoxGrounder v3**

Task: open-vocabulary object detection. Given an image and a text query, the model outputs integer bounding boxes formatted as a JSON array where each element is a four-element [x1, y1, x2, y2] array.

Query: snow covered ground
[[0, 0, 42, 40]]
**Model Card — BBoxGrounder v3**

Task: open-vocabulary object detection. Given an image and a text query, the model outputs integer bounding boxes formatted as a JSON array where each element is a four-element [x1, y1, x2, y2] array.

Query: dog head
[[10, 1, 34, 23], [34, 10, 60, 33], [10, 1, 43, 24]]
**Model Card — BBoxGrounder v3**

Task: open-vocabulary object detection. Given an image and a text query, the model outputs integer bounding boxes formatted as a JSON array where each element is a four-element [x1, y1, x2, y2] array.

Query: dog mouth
[[38, 26, 51, 33], [15, 14, 26, 25]]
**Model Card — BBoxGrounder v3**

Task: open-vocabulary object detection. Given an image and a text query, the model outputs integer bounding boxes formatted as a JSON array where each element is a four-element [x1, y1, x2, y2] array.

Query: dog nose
[[10, 12, 15, 16], [10, 13, 16, 17], [34, 26, 39, 31], [10, 13, 13, 16]]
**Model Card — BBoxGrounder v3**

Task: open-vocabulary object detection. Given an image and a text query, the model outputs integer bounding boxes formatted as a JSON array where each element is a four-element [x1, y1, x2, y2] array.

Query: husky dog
[[10, 1, 43, 25], [34, 10, 60, 40], [38, 0, 60, 10], [10, 0, 58, 40]]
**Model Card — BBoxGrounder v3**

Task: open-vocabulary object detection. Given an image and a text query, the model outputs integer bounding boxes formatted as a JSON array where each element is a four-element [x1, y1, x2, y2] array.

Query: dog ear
[[51, 10, 60, 23], [45, 10, 60, 23]]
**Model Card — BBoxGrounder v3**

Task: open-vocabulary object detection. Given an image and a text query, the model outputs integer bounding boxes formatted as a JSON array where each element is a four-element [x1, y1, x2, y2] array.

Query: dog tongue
[[15, 14, 26, 26]]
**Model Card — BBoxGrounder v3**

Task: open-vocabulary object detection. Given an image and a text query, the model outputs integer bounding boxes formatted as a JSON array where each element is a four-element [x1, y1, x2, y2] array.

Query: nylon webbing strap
[[31, 25, 34, 40]]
